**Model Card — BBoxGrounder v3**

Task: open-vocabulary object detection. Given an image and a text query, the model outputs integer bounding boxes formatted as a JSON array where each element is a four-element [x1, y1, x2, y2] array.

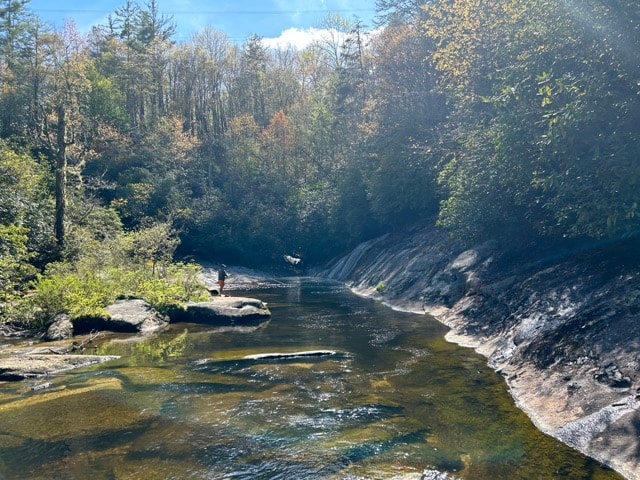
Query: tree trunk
[[55, 104, 67, 249]]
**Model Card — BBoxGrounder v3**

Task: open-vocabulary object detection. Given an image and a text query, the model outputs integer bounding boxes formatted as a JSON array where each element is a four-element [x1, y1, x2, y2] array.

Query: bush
[[22, 222, 210, 327]]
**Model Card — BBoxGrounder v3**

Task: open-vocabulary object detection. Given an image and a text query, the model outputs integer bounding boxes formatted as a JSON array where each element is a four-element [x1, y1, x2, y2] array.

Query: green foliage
[[87, 65, 128, 129], [33, 268, 113, 322], [428, 0, 640, 243], [24, 221, 209, 326], [357, 22, 446, 232], [0, 143, 53, 323], [0, 225, 37, 305], [2, 0, 640, 287], [128, 263, 209, 315], [102, 117, 200, 227], [0, 142, 54, 253]]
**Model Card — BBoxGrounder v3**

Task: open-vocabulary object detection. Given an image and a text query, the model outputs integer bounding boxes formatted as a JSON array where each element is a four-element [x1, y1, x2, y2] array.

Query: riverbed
[[0, 278, 621, 479]]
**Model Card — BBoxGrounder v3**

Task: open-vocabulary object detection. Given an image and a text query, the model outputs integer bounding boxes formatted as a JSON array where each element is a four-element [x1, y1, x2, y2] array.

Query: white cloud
[[262, 27, 347, 50]]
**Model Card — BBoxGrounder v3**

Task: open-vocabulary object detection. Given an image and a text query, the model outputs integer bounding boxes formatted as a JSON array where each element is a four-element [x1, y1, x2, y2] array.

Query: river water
[[0, 278, 622, 479]]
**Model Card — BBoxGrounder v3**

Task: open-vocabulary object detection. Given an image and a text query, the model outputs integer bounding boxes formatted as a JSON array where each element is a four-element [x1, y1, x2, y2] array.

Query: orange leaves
[[261, 110, 294, 153]]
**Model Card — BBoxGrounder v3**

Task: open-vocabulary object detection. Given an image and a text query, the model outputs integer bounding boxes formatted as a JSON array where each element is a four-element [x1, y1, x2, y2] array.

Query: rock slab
[[174, 296, 271, 325], [321, 223, 640, 479], [0, 354, 120, 381]]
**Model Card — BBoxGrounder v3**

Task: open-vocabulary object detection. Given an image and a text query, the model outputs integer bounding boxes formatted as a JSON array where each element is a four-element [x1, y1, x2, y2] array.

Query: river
[[0, 278, 622, 479]]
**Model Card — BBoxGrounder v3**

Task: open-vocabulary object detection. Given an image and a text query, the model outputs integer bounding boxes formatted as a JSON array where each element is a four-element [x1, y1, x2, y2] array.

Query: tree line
[[1, 0, 639, 327]]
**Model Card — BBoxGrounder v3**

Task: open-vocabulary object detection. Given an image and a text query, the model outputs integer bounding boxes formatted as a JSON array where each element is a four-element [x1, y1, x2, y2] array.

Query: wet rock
[[594, 364, 632, 389], [243, 350, 339, 360], [419, 470, 456, 480]]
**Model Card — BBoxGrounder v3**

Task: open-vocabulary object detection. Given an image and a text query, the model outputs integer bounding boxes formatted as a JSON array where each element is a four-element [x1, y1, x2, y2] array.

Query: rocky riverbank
[[0, 294, 270, 381], [320, 223, 640, 480]]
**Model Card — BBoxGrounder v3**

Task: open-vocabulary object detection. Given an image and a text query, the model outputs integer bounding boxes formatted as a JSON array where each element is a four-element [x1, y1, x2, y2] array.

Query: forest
[[1, 0, 639, 329]]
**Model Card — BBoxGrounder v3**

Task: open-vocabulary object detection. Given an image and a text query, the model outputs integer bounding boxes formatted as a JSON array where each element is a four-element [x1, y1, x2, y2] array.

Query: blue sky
[[28, 0, 378, 44]]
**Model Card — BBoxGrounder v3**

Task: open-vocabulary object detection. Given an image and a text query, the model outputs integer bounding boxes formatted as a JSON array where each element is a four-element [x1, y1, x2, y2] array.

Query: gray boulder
[[72, 299, 169, 335], [174, 296, 271, 325], [45, 314, 74, 341]]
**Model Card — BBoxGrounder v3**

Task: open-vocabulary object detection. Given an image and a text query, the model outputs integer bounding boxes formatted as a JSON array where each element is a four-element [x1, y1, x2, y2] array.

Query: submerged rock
[[0, 377, 144, 441], [243, 350, 339, 360], [0, 353, 120, 381]]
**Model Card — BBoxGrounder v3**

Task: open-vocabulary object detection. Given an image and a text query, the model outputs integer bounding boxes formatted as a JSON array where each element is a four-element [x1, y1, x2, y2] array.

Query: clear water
[[0, 278, 622, 479]]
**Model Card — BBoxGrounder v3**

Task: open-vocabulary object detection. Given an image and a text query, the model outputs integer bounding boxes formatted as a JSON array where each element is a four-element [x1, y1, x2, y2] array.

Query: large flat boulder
[[71, 299, 169, 335], [173, 296, 271, 325]]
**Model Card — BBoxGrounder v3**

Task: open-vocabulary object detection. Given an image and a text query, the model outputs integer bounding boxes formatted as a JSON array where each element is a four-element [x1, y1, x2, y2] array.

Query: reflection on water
[[0, 278, 623, 479]]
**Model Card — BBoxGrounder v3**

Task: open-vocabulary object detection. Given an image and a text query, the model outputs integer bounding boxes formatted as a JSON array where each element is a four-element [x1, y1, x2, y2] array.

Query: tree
[[364, 21, 446, 227], [107, 116, 200, 227], [227, 35, 270, 127], [0, 142, 53, 310], [168, 27, 230, 140], [424, 0, 640, 243], [37, 22, 91, 251], [135, 0, 175, 126], [525, 0, 640, 238], [111, 0, 142, 127], [0, 0, 35, 136], [375, 0, 430, 26]]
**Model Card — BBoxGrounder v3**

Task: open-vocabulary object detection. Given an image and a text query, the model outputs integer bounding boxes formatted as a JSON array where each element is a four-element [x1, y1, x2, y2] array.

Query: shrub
[[24, 222, 210, 327]]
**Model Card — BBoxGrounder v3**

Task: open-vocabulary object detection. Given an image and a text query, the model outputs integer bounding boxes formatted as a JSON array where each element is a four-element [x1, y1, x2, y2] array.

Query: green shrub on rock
[[24, 222, 209, 328]]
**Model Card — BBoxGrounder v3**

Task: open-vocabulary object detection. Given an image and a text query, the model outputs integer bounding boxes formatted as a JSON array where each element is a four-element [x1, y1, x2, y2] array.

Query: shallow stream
[[0, 278, 623, 479]]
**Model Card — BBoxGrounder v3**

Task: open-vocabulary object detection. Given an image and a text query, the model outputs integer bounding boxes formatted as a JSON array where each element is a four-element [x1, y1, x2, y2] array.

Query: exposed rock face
[[72, 299, 169, 335], [173, 296, 271, 325], [321, 223, 640, 479]]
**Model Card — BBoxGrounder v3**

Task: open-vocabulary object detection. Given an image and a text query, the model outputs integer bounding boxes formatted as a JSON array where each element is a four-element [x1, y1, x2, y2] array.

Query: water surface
[[0, 278, 622, 479]]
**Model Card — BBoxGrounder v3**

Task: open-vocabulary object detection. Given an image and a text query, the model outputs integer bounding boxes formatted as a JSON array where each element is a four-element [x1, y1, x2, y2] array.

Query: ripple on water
[[369, 328, 402, 346], [0, 279, 626, 480]]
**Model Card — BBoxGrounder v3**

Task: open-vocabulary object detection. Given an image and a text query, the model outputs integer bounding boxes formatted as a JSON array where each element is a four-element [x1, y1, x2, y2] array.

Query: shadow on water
[[0, 278, 625, 480]]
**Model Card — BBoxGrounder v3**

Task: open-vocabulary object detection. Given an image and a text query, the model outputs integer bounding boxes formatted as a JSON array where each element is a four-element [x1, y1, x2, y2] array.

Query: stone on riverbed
[[0, 353, 120, 381], [243, 350, 340, 360], [46, 297, 270, 339], [0, 377, 143, 441], [173, 296, 271, 325], [45, 314, 74, 341]]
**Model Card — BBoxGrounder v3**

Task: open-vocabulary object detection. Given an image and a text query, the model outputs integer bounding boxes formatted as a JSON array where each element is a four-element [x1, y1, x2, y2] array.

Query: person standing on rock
[[217, 264, 230, 296]]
